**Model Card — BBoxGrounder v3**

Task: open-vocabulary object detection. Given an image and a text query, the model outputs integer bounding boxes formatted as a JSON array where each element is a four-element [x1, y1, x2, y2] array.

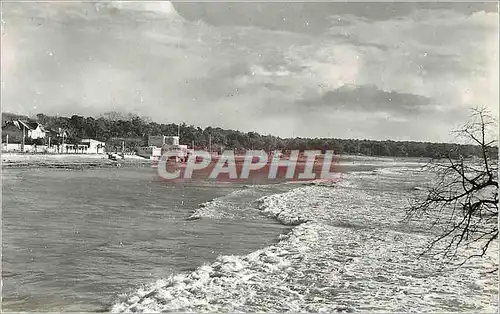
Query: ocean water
[[111, 163, 498, 313], [3, 158, 498, 312], [1, 166, 290, 311]]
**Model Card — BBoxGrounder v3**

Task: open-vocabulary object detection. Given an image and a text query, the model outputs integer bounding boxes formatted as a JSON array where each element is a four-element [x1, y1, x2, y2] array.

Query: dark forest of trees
[[2, 111, 497, 158]]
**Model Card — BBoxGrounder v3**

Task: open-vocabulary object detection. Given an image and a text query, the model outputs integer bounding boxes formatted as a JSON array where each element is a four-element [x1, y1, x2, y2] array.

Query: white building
[[80, 139, 106, 154], [2, 120, 47, 140], [164, 136, 180, 146]]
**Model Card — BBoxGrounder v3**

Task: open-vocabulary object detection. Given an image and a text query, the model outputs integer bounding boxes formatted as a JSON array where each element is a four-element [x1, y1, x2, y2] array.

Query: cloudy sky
[[1, 1, 498, 142]]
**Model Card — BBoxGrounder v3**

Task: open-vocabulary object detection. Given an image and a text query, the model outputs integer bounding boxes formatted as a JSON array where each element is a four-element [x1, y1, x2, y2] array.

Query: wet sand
[[1, 153, 150, 169]]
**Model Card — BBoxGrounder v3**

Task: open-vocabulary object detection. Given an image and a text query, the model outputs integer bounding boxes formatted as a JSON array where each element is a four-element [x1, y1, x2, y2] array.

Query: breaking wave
[[188, 183, 294, 221], [111, 167, 498, 312]]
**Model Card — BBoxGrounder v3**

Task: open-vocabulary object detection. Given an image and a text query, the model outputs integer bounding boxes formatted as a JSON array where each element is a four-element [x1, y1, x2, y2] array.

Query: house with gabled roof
[[45, 127, 69, 139], [2, 120, 48, 144]]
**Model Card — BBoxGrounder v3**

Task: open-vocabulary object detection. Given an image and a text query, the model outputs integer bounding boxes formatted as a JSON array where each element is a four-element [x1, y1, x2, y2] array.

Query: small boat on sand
[[107, 153, 123, 161]]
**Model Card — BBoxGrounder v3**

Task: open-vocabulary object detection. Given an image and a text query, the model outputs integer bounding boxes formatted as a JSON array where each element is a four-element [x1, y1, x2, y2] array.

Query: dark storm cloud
[[300, 85, 432, 115], [172, 2, 498, 32]]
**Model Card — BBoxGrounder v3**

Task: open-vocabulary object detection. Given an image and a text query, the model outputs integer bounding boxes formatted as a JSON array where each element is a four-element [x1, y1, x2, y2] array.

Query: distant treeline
[[2, 112, 497, 158]]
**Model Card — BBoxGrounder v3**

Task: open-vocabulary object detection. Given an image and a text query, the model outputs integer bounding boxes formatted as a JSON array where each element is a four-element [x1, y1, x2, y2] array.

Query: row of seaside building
[[1, 119, 106, 154]]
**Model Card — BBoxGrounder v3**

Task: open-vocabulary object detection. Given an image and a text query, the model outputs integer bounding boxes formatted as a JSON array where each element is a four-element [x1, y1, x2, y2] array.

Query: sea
[[2, 156, 498, 312]]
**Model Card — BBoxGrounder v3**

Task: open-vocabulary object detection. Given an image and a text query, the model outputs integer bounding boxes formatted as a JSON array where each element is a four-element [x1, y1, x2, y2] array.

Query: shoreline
[[1, 152, 428, 169], [1, 153, 150, 169]]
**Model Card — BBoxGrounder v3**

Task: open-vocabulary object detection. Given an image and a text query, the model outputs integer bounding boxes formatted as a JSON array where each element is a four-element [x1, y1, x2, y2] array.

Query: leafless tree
[[406, 108, 498, 269]]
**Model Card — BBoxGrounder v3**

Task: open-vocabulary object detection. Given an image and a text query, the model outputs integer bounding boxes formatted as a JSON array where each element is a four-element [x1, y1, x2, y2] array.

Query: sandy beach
[[1, 153, 150, 168]]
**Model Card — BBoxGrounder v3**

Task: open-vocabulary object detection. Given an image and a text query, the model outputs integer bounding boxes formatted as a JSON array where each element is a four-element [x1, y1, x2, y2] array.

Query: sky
[[1, 1, 498, 142]]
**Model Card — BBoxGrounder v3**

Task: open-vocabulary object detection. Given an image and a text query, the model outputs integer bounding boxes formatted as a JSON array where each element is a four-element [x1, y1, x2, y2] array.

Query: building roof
[[81, 138, 105, 144], [44, 127, 69, 137], [5, 120, 46, 131]]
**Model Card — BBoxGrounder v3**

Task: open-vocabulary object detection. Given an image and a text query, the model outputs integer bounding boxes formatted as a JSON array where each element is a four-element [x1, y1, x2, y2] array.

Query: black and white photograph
[[1, 1, 499, 312]]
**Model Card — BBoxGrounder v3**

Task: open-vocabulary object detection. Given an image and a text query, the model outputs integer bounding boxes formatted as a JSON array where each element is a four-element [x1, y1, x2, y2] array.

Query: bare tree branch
[[405, 107, 498, 269]]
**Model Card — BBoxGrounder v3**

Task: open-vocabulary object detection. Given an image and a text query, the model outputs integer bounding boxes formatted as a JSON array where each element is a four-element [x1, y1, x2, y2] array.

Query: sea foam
[[112, 166, 498, 313]]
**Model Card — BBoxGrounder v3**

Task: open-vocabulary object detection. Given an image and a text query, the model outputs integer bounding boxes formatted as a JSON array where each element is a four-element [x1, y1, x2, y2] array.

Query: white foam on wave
[[188, 184, 293, 220], [112, 165, 498, 312], [106, 1, 181, 17], [256, 169, 434, 229], [111, 222, 497, 313], [189, 189, 253, 220], [370, 166, 427, 175]]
